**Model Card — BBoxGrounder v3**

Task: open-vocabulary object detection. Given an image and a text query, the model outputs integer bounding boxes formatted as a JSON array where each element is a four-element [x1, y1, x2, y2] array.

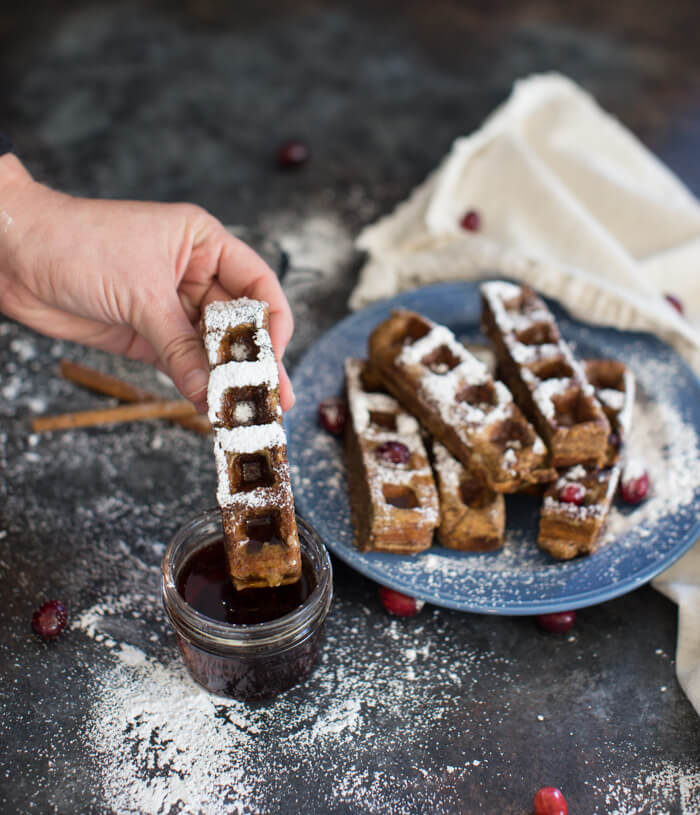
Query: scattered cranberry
[[318, 398, 346, 435], [276, 139, 309, 169], [620, 468, 650, 504], [534, 786, 568, 815], [665, 293, 684, 315], [536, 610, 576, 633], [378, 586, 424, 617], [459, 209, 481, 231], [375, 441, 411, 465], [559, 483, 585, 505], [32, 600, 68, 640]]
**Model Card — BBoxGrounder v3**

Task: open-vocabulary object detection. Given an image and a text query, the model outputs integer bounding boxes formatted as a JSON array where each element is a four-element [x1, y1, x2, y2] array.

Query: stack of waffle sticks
[[345, 281, 635, 560]]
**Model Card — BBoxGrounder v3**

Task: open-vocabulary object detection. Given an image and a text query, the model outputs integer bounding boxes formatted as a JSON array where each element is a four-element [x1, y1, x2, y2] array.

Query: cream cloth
[[351, 73, 700, 714]]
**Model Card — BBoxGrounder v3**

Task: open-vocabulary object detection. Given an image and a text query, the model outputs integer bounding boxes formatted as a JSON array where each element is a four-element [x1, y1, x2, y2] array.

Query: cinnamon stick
[[32, 399, 200, 433], [59, 360, 211, 435]]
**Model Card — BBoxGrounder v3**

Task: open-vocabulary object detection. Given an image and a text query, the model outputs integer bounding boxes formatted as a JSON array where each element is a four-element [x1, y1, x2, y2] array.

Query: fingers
[[278, 360, 295, 411], [136, 298, 210, 412], [216, 233, 294, 359], [214, 232, 296, 410]]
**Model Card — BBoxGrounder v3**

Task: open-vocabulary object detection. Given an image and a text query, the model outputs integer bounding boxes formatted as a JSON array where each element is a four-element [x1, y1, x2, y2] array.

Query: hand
[[0, 154, 294, 412]]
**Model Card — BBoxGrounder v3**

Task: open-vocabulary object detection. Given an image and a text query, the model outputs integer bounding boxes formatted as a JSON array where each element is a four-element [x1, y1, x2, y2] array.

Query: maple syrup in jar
[[162, 509, 332, 701]]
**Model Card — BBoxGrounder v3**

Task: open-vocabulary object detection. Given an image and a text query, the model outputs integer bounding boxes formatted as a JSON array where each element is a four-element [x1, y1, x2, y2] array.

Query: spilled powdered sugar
[[73, 591, 517, 815], [70, 584, 700, 814]]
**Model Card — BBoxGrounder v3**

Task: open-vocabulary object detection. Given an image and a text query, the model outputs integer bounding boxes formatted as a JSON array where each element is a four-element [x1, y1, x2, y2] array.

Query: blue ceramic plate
[[287, 283, 700, 614]]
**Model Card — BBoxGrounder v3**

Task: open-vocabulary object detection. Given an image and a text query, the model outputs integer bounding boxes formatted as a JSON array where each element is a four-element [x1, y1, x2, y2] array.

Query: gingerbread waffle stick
[[203, 298, 301, 590], [344, 358, 439, 554], [537, 359, 635, 559], [481, 281, 610, 468]]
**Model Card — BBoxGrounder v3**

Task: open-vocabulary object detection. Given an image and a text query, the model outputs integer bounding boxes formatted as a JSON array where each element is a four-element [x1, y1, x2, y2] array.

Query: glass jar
[[162, 508, 332, 701]]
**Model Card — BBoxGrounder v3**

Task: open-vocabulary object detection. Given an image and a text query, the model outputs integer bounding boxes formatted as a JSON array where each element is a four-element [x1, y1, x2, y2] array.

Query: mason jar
[[162, 508, 332, 701]]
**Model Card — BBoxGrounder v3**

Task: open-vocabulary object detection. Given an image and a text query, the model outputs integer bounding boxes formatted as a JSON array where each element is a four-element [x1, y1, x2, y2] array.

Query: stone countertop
[[1, 2, 699, 813]]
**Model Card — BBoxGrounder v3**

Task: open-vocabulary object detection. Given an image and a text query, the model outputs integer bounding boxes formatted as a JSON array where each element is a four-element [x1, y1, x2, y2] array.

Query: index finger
[[214, 230, 294, 361]]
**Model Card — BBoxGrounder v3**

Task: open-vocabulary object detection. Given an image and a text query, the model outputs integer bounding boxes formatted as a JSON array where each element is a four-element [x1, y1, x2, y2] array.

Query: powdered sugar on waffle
[[397, 322, 508, 428], [203, 299, 295, 540], [532, 377, 571, 420], [202, 298, 267, 363], [598, 388, 626, 413], [482, 280, 599, 422], [345, 359, 439, 525]]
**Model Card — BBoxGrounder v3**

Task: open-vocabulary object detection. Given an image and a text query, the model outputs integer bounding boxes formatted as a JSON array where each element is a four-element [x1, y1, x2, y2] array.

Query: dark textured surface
[[1, 2, 699, 813]]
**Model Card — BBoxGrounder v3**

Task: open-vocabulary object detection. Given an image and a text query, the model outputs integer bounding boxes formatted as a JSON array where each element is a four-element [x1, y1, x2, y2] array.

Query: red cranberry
[[620, 469, 650, 504], [459, 209, 481, 231], [559, 483, 585, 505], [534, 786, 568, 815], [378, 586, 424, 617], [32, 600, 68, 640], [276, 139, 309, 169], [665, 293, 684, 315], [536, 610, 576, 633], [318, 398, 346, 435], [375, 441, 411, 465]]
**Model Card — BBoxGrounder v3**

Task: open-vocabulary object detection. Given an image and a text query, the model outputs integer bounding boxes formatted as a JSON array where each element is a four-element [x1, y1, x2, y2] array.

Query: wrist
[[0, 156, 47, 315]]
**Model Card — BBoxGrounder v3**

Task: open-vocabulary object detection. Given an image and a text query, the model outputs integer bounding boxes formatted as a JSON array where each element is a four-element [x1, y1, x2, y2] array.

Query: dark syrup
[[177, 538, 315, 625]]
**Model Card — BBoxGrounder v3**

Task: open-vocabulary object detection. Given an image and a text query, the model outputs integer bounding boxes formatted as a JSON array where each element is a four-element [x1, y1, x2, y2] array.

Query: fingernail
[[183, 368, 209, 400]]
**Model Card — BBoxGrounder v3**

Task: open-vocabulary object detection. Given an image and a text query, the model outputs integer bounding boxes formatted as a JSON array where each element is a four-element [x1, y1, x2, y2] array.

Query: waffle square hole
[[490, 418, 535, 449], [533, 358, 575, 381], [421, 345, 461, 375], [502, 287, 540, 316], [515, 321, 558, 346], [217, 324, 259, 364], [369, 411, 398, 431], [382, 483, 419, 509], [227, 451, 275, 492], [459, 477, 491, 509], [218, 385, 274, 428], [456, 381, 498, 408], [585, 360, 626, 390], [244, 510, 283, 554], [551, 388, 601, 428], [396, 316, 431, 347]]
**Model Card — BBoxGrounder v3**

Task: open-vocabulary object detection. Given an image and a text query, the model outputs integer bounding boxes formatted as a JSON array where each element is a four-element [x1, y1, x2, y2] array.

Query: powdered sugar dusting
[[75, 593, 523, 815], [202, 298, 267, 365], [590, 758, 700, 814]]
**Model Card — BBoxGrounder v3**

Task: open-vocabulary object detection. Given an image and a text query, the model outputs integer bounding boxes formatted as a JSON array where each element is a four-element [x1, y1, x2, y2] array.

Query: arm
[[0, 154, 294, 411]]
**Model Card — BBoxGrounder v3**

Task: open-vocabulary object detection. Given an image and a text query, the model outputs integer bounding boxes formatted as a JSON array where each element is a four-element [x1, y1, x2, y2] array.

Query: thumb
[[138, 300, 209, 410]]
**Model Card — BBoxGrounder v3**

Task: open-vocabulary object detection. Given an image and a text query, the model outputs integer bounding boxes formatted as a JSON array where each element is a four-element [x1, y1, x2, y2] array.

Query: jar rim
[[162, 508, 332, 651]]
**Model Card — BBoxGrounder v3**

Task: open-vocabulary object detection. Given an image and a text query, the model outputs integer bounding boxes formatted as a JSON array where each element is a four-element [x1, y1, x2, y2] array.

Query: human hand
[[0, 154, 294, 412]]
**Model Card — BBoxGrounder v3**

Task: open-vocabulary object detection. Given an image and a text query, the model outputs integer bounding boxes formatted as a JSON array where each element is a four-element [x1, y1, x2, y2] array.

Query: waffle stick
[[537, 359, 635, 559], [368, 309, 554, 493], [430, 439, 505, 552], [481, 281, 610, 469], [203, 299, 300, 590], [344, 358, 439, 554]]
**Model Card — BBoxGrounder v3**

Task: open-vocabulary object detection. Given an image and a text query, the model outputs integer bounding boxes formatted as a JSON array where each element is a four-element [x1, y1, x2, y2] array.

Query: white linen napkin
[[351, 73, 700, 714]]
